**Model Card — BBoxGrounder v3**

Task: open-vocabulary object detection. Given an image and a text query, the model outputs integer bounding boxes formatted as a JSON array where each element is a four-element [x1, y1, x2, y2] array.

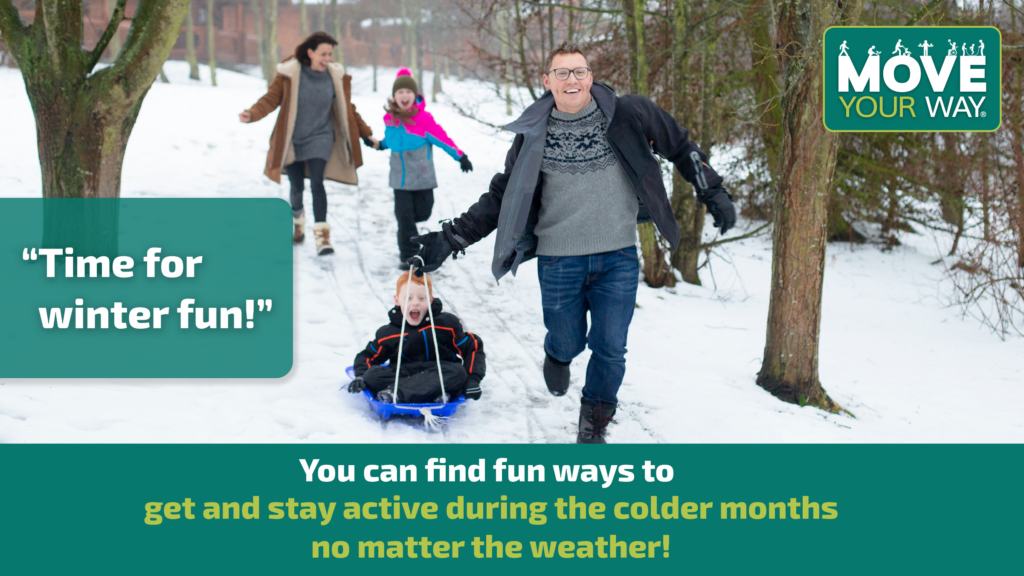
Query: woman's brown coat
[[245, 58, 372, 185]]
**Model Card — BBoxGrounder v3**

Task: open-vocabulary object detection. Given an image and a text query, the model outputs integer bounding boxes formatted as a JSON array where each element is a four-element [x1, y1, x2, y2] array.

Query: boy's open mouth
[[408, 310, 421, 322]]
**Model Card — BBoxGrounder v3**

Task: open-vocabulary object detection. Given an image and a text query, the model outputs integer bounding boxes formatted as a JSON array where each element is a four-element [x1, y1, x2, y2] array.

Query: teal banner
[[0, 445, 1019, 574], [823, 26, 1001, 132], [0, 199, 293, 377]]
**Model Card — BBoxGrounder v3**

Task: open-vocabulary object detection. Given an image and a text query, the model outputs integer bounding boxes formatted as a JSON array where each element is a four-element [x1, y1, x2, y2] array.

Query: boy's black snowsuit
[[353, 299, 485, 403]]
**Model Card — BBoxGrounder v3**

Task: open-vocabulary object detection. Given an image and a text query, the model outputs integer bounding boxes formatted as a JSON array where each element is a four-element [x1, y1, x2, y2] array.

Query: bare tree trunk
[[1012, 108, 1024, 267], [748, 0, 782, 183], [432, 13, 442, 102], [263, 0, 278, 74], [401, 0, 411, 69], [539, 6, 546, 71], [756, 0, 861, 412], [415, 6, 424, 93], [332, 0, 344, 65], [567, 0, 574, 42], [186, 1, 201, 80], [881, 174, 899, 237], [300, 0, 308, 37], [670, 0, 703, 285], [372, 17, 379, 92], [104, 0, 123, 60], [207, 0, 217, 86], [513, 0, 538, 100], [633, 0, 649, 95], [0, 0, 190, 200], [250, 0, 270, 82], [625, 0, 673, 287], [980, 135, 991, 242], [501, 12, 511, 115], [548, 4, 555, 52], [622, 0, 638, 94], [937, 133, 965, 232]]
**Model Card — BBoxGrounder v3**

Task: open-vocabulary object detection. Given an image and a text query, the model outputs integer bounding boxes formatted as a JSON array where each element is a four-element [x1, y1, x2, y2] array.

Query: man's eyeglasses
[[547, 67, 591, 81]]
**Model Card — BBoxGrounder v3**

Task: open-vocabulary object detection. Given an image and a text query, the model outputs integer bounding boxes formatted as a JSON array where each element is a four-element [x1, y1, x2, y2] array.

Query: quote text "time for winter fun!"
[[23, 247, 273, 330]]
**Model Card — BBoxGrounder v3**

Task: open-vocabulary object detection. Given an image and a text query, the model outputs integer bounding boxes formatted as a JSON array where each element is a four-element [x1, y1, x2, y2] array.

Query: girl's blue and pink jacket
[[381, 95, 464, 190]]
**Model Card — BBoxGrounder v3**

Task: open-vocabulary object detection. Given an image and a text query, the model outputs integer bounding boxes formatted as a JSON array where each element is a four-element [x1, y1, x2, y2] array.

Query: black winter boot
[[576, 399, 616, 444], [543, 352, 571, 396]]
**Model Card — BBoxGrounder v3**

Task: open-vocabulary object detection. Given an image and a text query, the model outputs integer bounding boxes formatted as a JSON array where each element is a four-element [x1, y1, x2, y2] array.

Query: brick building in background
[[1, 0, 455, 72]]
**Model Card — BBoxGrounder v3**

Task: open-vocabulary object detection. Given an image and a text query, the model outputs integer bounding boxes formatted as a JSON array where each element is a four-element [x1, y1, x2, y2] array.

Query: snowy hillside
[[0, 62, 1020, 443]]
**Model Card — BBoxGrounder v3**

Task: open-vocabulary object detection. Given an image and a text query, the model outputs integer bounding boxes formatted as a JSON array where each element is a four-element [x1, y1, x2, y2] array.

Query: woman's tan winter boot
[[293, 212, 306, 244], [313, 222, 334, 256]]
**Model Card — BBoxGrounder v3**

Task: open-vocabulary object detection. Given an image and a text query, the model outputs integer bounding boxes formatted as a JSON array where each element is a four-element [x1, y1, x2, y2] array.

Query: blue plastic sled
[[345, 366, 466, 421]]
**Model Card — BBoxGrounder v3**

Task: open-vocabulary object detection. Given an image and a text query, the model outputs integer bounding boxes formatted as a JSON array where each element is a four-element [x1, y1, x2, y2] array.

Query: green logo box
[[0, 199, 293, 377], [823, 26, 1001, 132], [1, 444, 1021, 574]]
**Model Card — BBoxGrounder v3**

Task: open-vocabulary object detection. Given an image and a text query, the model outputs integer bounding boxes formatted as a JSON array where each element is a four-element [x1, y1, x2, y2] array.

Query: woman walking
[[240, 32, 378, 255]]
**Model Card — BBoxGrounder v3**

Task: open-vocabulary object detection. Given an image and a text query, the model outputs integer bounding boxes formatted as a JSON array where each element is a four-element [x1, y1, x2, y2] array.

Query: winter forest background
[[0, 0, 1021, 442]]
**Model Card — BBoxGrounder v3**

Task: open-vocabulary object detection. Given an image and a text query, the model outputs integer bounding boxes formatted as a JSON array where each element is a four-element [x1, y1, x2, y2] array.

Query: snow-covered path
[[0, 62, 1021, 443]]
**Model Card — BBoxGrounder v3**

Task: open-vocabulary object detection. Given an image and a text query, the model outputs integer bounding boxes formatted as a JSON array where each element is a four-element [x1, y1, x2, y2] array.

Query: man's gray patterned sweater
[[534, 99, 639, 256]]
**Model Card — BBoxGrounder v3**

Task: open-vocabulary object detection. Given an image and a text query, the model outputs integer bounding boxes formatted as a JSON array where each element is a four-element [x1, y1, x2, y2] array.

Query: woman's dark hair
[[295, 32, 338, 66]]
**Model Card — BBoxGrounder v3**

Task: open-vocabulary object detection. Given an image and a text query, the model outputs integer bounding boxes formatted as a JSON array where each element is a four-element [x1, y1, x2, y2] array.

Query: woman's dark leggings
[[394, 188, 435, 260], [285, 159, 328, 222]]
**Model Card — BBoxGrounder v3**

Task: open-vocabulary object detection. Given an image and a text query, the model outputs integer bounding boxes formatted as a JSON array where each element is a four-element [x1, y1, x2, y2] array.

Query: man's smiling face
[[543, 52, 593, 114]]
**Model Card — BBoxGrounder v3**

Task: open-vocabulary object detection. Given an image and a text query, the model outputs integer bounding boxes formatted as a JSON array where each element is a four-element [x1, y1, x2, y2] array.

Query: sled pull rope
[[390, 258, 447, 406]]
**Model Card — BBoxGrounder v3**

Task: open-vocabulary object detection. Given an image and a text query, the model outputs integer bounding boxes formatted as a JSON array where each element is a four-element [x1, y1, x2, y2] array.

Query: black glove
[[347, 377, 366, 393], [408, 220, 469, 275], [459, 154, 473, 173], [465, 382, 482, 401], [362, 136, 387, 151], [704, 188, 736, 235]]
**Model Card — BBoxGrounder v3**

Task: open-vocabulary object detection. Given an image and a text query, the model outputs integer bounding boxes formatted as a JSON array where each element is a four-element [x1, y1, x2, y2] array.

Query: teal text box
[[823, 26, 1001, 132], [0, 444, 1020, 575], [0, 199, 292, 377]]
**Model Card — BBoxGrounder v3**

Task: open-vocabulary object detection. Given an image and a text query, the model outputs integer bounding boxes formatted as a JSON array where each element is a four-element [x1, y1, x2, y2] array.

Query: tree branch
[[700, 220, 773, 249], [1003, 0, 1024, 18], [904, 0, 945, 25], [103, 0, 189, 101], [85, 0, 127, 72], [523, 0, 670, 22], [0, 0, 27, 55]]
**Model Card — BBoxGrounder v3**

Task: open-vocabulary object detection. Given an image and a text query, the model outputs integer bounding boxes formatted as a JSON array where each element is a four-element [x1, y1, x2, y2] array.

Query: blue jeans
[[537, 246, 640, 405]]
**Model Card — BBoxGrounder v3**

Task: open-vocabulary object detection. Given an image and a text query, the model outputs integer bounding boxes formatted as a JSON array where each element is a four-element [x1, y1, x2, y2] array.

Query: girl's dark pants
[[394, 189, 435, 260], [363, 361, 467, 403], [285, 159, 328, 222]]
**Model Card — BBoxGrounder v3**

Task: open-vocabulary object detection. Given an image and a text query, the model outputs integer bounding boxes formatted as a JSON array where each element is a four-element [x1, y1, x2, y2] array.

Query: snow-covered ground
[[0, 62, 1020, 443]]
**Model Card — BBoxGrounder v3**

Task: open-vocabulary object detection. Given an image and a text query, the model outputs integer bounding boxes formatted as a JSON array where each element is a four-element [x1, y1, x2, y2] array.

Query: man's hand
[[238, 111, 252, 123], [409, 221, 469, 276], [704, 188, 736, 235], [409, 232, 452, 275], [459, 154, 473, 173]]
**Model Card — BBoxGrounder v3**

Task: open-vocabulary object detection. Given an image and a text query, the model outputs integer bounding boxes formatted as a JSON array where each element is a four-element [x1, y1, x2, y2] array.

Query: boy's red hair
[[396, 272, 433, 300]]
